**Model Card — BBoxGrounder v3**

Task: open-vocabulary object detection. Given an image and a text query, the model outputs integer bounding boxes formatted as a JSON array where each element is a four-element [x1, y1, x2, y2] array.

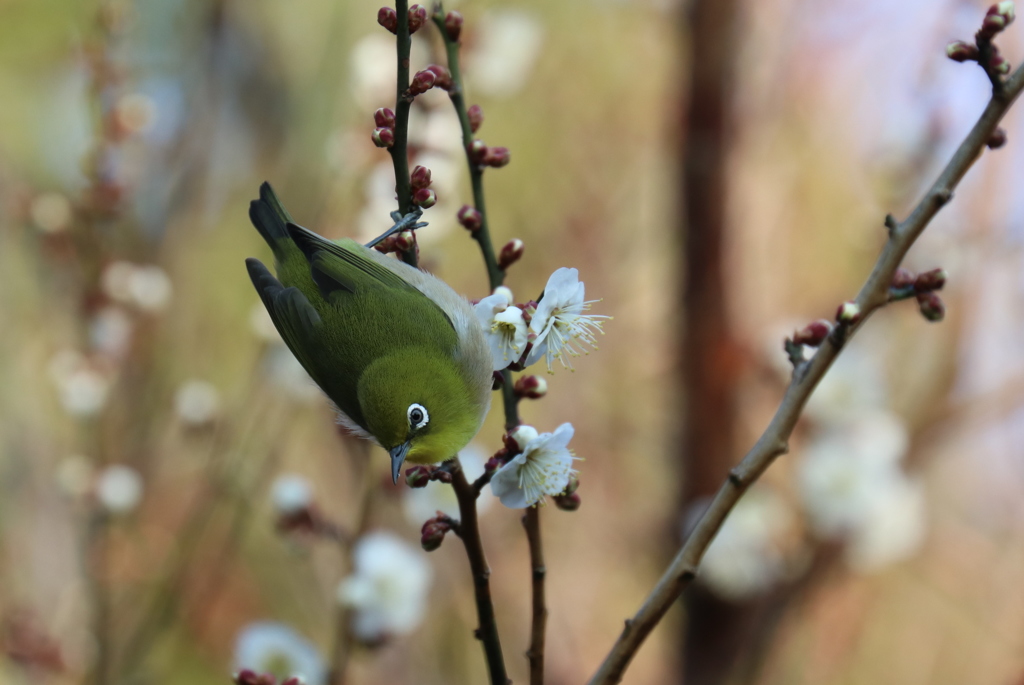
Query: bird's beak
[[389, 442, 411, 485]]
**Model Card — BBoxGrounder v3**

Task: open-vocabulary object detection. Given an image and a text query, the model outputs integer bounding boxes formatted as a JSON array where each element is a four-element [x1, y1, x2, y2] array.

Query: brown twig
[[389, 0, 417, 267], [523, 507, 547, 685], [450, 459, 509, 685], [586, 51, 1024, 685]]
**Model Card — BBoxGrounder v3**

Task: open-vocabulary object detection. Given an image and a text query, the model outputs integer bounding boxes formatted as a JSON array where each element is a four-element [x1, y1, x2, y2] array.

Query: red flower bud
[[457, 204, 482, 231], [914, 268, 947, 292], [982, 12, 1008, 35], [412, 188, 437, 208], [916, 291, 945, 322], [467, 104, 484, 133], [514, 375, 548, 399], [988, 127, 1008, 149], [945, 40, 979, 62], [891, 268, 915, 289], [233, 670, 260, 685], [410, 165, 432, 189], [405, 465, 432, 488], [282, 678, 306, 685], [421, 517, 451, 551], [373, 107, 395, 128], [425, 64, 452, 90], [408, 4, 427, 33], [409, 69, 436, 95], [836, 300, 862, 325], [394, 229, 416, 252], [553, 492, 581, 512], [792, 319, 833, 347], [377, 7, 398, 33], [372, 127, 395, 148], [444, 10, 463, 41], [483, 146, 510, 168], [989, 52, 1011, 74], [468, 139, 488, 164], [498, 238, 524, 270]]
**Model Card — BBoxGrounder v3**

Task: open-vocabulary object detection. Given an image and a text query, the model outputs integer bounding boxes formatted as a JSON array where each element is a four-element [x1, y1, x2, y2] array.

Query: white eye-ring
[[408, 403, 429, 430]]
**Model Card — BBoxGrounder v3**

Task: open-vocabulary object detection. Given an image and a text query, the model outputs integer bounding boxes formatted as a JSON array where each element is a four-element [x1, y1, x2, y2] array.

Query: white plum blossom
[[337, 531, 432, 641], [264, 346, 320, 403], [491, 423, 577, 508], [403, 445, 493, 524], [526, 268, 608, 372], [474, 288, 528, 371], [233, 622, 326, 684], [174, 380, 220, 425], [90, 307, 133, 358], [29, 191, 73, 233], [797, 411, 927, 571], [466, 10, 545, 97], [692, 487, 801, 601], [48, 350, 112, 418], [128, 265, 172, 312], [96, 464, 143, 514], [271, 474, 313, 516]]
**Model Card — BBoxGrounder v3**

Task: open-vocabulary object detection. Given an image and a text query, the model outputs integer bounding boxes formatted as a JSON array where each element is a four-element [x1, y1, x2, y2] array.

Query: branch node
[[884, 213, 899, 237]]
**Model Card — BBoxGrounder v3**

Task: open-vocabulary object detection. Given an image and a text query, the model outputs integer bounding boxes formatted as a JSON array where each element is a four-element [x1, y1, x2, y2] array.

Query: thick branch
[[587, 60, 1024, 685], [523, 507, 547, 685], [390, 0, 417, 267], [451, 460, 509, 685]]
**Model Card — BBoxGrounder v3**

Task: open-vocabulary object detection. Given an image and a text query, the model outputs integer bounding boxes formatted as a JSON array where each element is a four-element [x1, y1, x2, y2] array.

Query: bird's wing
[[245, 257, 322, 368]]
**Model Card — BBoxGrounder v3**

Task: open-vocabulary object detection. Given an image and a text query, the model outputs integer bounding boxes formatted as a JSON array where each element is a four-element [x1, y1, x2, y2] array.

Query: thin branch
[[451, 459, 509, 685], [586, 57, 1024, 685], [523, 507, 547, 685], [390, 0, 417, 267]]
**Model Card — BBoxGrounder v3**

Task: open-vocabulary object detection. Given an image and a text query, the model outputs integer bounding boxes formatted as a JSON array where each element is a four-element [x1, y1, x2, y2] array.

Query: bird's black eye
[[408, 403, 429, 429]]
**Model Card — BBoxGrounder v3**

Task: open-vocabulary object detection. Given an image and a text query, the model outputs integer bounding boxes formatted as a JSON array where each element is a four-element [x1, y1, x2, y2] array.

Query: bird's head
[[358, 349, 488, 483]]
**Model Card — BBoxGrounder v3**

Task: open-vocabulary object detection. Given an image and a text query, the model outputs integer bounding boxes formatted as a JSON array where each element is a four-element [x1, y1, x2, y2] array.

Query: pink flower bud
[[233, 670, 260, 685], [445, 10, 463, 41], [377, 7, 398, 33], [373, 107, 395, 128], [457, 205, 482, 231], [405, 465, 432, 488], [988, 127, 1008, 149], [916, 291, 945, 322], [372, 127, 395, 148], [408, 4, 428, 33], [467, 104, 484, 133], [425, 64, 452, 90], [282, 678, 306, 685], [553, 492, 581, 512], [946, 40, 979, 62], [891, 268, 915, 289], [913, 268, 947, 292], [983, 12, 1008, 35], [468, 139, 488, 164], [410, 165, 432, 189], [394, 229, 416, 252], [498, 238, 524, 270], [989, 52, 1011, 74], [835, 300, 862, 325], [374, 235, 399, 254], [412, 187, 437, 208], [483, 146, 511, 168], [409, 69, 436, 95], [792, 319, 833, 347], [514, 375, 547, 399], [421, 517, 451, 551]]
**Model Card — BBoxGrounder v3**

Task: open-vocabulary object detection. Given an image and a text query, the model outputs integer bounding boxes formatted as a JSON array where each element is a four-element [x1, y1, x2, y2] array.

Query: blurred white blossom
[[174, 380, 220, 425], [798, 411, 926, 571], [804, 347, 887, 424], [693, 487, 800, 601], [466, 10, 544, 97], [337, 531, 432, 641], [403, 445, 493, 524], [491, 423, 576, 508], [128, 265, 172, 312], [350, 34, 430, 109], [113, 93, 157, 136], [29, 192, 73, 233], [96, 464, 143, 514], [264, 346, 320, 403], [474, 289, 528, 371], [526, 268, 608, 372], [89, 306, 133, 358], [234, 622, 326, 684], [48, 350, 112, 418], [101, 261, 136, 303], [271, 474, 313, 516]]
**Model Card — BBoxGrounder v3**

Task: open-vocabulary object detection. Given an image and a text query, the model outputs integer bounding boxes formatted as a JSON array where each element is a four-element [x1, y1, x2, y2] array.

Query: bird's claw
[[366, 207, 426, 248]]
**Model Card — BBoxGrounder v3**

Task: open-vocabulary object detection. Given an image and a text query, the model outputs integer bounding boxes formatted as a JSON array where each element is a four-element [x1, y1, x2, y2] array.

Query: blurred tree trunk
[[676, 0, 750, 683]]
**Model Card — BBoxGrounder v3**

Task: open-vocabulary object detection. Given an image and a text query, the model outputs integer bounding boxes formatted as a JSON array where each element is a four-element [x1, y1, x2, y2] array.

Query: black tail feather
[[248, 182, 294, 261]]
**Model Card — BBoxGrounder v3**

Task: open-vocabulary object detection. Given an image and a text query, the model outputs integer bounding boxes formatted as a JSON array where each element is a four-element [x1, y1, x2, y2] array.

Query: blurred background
[[2, 0, 1024, 683]]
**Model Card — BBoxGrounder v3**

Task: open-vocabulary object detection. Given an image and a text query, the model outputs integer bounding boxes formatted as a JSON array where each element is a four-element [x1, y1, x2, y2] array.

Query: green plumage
[[246, 183, 492, 469]]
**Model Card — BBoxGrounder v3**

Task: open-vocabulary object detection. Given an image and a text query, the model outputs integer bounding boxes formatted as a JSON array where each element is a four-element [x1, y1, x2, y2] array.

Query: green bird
[[245, 183, 492, 482]]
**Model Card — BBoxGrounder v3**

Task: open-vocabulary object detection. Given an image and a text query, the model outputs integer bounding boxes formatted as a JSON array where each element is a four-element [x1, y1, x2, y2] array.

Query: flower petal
[[490, 460, 530, 508]]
